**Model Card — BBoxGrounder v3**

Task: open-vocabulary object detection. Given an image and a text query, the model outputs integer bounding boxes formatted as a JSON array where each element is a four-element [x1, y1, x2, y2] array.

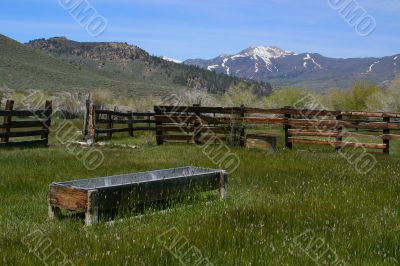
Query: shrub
[[264, 87, 316, 109]]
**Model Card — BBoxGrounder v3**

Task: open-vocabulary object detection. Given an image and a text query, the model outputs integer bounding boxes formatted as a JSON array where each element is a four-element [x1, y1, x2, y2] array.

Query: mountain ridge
[[185, 46, 400, 90], [0, 34, 273, 97]]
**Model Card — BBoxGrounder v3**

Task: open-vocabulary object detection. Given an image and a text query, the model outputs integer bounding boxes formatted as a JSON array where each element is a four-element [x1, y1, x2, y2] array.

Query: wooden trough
[[48, 167, 228, 225]]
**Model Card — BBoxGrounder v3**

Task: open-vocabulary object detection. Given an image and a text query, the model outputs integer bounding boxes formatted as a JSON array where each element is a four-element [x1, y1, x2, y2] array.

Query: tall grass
[[1, 122, 400, 265]]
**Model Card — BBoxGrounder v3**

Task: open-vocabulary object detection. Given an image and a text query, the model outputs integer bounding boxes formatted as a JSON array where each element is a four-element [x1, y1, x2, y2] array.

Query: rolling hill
[[20, 36, 272, 96], [0, 34, 272, 97]]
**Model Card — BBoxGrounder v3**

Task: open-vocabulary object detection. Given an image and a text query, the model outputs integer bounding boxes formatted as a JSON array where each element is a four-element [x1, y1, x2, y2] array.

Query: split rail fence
[[154, 105, 244, 145], [154, 106, 400, 154], [83, 100, 155, 142], [0, 99, 53, 148]]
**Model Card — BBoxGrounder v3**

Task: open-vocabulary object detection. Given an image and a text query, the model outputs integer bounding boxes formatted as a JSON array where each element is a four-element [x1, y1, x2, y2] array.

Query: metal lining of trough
[[48, 167, 227, 225]]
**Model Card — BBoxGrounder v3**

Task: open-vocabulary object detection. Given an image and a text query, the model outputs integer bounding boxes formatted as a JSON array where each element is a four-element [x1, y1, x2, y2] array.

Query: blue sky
[[1, 0, 399, 60]]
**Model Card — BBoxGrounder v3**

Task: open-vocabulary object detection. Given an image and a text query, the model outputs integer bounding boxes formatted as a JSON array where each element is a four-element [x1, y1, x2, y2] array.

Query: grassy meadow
[[1, 120, 400, 265]]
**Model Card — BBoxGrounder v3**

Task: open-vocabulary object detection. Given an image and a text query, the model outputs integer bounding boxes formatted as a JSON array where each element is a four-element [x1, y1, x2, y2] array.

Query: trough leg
[[48, 202, 62, 220], [219, 172, 228, 199], [85, 190, 99, 226]]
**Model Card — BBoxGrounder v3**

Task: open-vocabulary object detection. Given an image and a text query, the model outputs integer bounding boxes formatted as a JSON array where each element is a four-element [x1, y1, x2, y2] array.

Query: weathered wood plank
[[284, 111, 292, 149], [0, 129, 49, 138], [42, 101, 52, 142], [0, 139, 48, 148], [130, 112, 155, 117], [0, 120, 47, 129], [128, 111, 134, 137], [95, 128, 131, 133], [85, 190, 98, 226], [1, 100, 14, 143], [95, 110, 131, 116], [156, 125, 228, 134], [288, 119, 400, 130], [133, 119, 155, 124], [289, 129, 371, 138], [155, 106, 243, 114], [340, 111, 400, 119], [155, 105, 400, 118], [246, 108, 340, 117], [0, 110, 49, 117], [383, 116, 390, 154], [97, 119, 155, 124], [288, 137, 386, 149], [97, 119, 130, 124], [96, 110, 155, 117], [132, 127, 155, 131], [162, 134, 227, 142], [49, 184, 88, 212], [154, 107, 164, 145], [155, 115, 213, 124], [288, 129, 400, 141], [249, 108, 400, 118], [162, 135, 194, 141], [155, 115, 286, 125], [381, 134, 400, 140]]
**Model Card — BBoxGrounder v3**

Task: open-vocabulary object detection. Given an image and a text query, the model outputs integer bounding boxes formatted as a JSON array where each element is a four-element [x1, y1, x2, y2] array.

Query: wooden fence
[[0, 100, 52, 148], [83, 100, 155, 142], [154, 106, 400, 154], [154, 105, 243, 145], [282, 108, 399, 153]]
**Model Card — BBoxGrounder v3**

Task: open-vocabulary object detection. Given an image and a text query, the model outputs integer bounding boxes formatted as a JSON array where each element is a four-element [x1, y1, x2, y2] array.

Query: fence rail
[[83, 99, 155, 142], [0, 100, 52, 148], [154, 105, 400, 154], [154, 105, 243, 146], [95, 110, 155, 139]]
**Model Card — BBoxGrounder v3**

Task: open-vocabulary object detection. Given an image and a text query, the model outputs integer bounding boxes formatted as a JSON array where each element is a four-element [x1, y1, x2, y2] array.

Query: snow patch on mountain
[[222, 58, 230, 75], [231, 54, 246, 60], [367, 60, 380, 73], [242, 46, 294, 61], [207, 65, 219, 71], [239, 46, 294, 72], [161, 56, 182, 64], [207, 46, 295, 74], [361, 60, 381, 75], [303, 53, 322, 69]]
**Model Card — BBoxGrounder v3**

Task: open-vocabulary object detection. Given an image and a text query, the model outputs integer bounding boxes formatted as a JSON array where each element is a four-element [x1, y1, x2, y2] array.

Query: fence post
[[1, 100, 14, 143], [107, 112, 113, 139], [154, 107, 164, 145], [193, 104, 202, 145], [335, 114, 343, 152], [93, 104, 98, 143], [128, 111, 134, 137], [84, 102, 96, 144], [148, 113, 151, 131], [284, 107, 292, 150], [240, 104, 246, 147], [42, 101, 52, 145], [83, 97, 90, 138], [383, 116, 390, 154]]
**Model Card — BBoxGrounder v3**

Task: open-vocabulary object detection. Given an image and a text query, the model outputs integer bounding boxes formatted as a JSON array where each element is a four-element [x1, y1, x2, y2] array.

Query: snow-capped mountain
[[185, 46, 400, 90]]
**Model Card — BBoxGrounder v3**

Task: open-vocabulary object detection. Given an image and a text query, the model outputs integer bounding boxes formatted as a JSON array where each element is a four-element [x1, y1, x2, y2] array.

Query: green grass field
[[1, 121, 400, 265]]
